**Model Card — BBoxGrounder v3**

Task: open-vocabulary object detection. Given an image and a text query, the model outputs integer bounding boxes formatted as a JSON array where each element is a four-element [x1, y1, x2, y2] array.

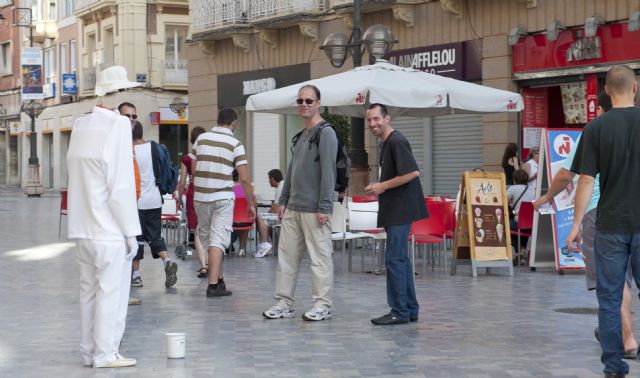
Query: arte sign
[[21, 47, 44, 100], [242, 78, 276, 95], [385, 40, 482, 81]]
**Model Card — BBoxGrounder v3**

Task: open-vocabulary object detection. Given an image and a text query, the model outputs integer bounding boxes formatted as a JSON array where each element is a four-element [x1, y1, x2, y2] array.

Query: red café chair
[[510, 201, 534, 265], [59, 190, 68, 238], [409, 200, 447, 275], [442, 200, 457, 242], [233, 197, 256, 254]]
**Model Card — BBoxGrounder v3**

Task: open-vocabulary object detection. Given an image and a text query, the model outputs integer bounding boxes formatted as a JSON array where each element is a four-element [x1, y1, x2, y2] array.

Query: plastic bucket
[[166, 333, 186, 359]]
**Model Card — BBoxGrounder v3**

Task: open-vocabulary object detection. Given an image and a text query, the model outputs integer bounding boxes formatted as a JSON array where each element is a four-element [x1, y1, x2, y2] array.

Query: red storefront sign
[[512, 23, 640, 73]]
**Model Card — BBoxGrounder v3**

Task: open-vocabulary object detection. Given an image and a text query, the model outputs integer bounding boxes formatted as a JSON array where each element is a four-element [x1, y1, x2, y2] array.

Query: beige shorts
[[195, 199, 234, 251]]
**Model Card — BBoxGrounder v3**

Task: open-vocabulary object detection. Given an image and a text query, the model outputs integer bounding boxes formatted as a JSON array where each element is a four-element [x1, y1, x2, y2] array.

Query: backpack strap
[[312, 120, 332, 162], [150, 140, 160, 186], [513, 186, 528, 209]]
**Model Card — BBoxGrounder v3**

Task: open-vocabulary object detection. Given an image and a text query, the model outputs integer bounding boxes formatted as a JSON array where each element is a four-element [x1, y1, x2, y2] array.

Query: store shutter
[[432, 114, 483, 197], [391, 117, 429, 194], [252, 112, 280, 202]]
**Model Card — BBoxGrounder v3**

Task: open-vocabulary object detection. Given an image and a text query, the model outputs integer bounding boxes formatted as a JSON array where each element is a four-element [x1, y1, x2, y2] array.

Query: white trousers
[[76, 238, 131, 367]]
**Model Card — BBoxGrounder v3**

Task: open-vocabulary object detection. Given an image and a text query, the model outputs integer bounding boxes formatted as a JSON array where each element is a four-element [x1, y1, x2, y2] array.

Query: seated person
[[506, 169, 535, 264], [231, 170, 273, 257]]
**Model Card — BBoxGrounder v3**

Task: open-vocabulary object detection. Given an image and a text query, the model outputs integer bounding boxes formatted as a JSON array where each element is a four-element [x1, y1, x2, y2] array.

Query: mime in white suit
[[67, 66, 142, 368]]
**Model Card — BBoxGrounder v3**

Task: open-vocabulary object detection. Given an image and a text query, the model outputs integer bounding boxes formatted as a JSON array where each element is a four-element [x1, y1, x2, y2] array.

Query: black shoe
[[410, 315, 418, 322], [594, 326, 600, 343], [164, 261, 178, 288], [604, 373, 626, 378], [371, 313, 409, 325], [206, 285, 232, 297]]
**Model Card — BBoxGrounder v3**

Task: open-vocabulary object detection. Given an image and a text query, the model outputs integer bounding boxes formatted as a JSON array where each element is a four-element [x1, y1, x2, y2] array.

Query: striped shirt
[[192, 126, 247, 202]]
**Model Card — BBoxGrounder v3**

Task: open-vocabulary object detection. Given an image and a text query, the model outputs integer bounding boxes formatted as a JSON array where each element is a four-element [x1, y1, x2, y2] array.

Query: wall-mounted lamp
[[629, 11, 640, 32], [546, 20, 565, 41], [169, 97, 188, 114], [508, 25, 527, 46], [585, 15, 604, 37]]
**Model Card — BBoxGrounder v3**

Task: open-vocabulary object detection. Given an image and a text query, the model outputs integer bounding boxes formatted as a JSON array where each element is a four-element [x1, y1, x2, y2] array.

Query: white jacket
[[67, 106, 141, 240]]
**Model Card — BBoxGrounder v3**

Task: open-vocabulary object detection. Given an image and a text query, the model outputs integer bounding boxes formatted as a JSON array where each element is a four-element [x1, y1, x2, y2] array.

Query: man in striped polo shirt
[[192, 107, 256, 297]]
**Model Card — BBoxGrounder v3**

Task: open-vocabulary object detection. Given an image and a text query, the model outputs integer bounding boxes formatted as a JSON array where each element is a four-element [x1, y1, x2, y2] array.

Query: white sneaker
[[255, 242, 272, 258], [302, 307, 332, 321], [96, 353, 137, 368], [263, 304, 295, 319], [238, 248, 245, 256]]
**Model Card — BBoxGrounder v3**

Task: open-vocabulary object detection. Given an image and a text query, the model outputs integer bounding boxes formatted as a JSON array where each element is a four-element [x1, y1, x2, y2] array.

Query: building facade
[[0, 0, 190, 190], [188, 0, 640, 198]]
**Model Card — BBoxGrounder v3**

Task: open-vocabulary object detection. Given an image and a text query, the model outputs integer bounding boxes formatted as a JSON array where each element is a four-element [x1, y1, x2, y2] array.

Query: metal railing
[[75, 0, 100, 12], [249, 0, 327, 22], [163, 60, 188, 85], [192, 0, 248, 33]]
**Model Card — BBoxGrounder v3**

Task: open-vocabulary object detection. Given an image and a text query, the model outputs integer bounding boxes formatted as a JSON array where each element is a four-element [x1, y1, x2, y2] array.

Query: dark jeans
[[594, 231, 640, 375], [385, 224, 419, 320]]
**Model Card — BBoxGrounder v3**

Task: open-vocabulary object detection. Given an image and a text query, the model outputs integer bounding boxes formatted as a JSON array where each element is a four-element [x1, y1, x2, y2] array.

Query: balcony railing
[[249, 0, 327, 23], [75, 0, 100, 11], [83, 67, 96, 91], [192, 0, 248, 34], [162, 60, 188, 85]]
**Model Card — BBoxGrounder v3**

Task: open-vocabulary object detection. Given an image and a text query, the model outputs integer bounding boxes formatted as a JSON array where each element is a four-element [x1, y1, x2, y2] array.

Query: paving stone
[[0, 189, 637, 377]]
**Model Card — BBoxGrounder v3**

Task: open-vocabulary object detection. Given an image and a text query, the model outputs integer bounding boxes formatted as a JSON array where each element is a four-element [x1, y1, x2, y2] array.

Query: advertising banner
[[545, 128, 585, 270], [21, 47, 44, 100]]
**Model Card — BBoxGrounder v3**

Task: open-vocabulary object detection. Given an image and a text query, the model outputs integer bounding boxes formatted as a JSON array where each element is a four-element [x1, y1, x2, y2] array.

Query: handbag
[[509, 186, 528, 220]]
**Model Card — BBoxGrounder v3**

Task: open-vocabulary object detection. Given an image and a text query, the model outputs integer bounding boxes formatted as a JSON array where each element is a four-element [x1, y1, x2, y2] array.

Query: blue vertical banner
[[21, 47, 44, 100], [545, 129, 585, 270]]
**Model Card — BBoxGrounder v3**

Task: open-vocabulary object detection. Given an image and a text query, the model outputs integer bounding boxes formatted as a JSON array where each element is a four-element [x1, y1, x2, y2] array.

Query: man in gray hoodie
[[263, 84, 338, 321]]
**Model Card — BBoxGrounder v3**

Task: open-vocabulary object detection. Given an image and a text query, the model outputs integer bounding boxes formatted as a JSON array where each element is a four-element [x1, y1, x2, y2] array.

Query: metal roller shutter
[[251, 112, 280, 201], [391, 117, 430, 194], [432, 114, 483, 197]]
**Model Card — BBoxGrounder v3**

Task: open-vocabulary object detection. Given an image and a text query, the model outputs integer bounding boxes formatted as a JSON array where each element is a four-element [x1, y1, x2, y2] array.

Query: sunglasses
[[122, 114, 138, 120], [296, 98, 317, 105]]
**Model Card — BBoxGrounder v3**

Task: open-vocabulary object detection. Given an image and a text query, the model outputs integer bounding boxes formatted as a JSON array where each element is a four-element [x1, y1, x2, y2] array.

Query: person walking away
[[67, 66, 141, 368], [131, 122, 178, 288], [192, 107, 256, 297], [567, 65, 640, 378], [262, 85, 337, 321], [364, 103, 427, 325], [177, 126, 208, 277]]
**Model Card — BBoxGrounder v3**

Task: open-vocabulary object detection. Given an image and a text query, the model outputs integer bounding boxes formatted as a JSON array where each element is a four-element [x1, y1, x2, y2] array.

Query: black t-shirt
[[573, 107, 640, 233], [503, 163, 515, 185], [377, 131, 428, 228]]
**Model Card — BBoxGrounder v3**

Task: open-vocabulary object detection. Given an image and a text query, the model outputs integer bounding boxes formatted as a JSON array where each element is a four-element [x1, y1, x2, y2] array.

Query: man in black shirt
[[365, 103, 428, 326], [567, 65, 640, 378]]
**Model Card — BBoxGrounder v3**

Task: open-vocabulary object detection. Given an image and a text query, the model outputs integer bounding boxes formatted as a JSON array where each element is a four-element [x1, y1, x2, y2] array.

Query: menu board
[[452, 172, 512, 263], [522, 87, 549, 127], [560, 82, 587, 124]]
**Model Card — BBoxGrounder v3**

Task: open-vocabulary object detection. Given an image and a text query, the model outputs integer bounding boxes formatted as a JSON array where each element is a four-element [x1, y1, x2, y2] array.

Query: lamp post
[[21, 100, 44, 196], [320, 2, 396, 188], [14, 7, 44, 196]]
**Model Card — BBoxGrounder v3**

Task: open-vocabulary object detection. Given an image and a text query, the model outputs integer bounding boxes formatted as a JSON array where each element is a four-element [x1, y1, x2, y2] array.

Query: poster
[[21, 47, 44, 100], [523, 127, 543, 149], [560, 82, 587, 124], [467, 176, 510, 261], [545, 129, 585, 270]]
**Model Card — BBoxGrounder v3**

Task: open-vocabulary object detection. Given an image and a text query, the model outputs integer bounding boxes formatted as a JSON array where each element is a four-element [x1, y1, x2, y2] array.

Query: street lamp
[[21, 100, 44, 196], [319, 0, 397, 177]]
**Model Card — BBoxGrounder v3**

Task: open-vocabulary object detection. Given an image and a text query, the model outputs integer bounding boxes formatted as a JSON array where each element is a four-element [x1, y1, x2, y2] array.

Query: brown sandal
[[197, 267, 208, 278]]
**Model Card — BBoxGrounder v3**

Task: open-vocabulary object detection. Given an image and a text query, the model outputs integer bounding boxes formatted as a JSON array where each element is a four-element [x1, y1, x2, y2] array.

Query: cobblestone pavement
[[0, 189, 637, 377]]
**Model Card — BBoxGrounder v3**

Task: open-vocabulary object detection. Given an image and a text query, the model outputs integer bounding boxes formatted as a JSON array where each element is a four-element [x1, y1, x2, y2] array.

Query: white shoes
[[96, 353, 137, 368], [238, 248, 246, 256], [255, 242, 273, 258], [263, 304, 295, 319], [302, 307, 332, 321]]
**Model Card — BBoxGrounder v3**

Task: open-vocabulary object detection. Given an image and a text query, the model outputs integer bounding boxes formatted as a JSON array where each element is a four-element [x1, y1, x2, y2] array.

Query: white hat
[[94, 66, 141, 97]]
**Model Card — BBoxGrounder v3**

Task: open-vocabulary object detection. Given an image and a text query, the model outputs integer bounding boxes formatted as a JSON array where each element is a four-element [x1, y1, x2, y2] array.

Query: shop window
[[159, 124, 188, 166]]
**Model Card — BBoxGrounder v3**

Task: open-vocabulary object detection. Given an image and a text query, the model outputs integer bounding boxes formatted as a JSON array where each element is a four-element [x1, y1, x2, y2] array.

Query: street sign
[[62, 73, 77, 94]]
